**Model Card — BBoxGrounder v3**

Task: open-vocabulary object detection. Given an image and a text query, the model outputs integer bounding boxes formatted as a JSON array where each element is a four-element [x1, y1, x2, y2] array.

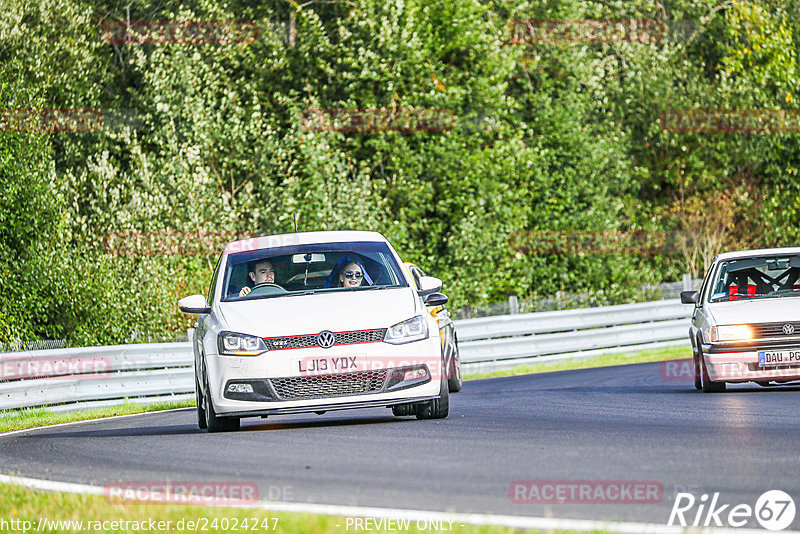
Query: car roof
[[223, 230, 389, 255], [714, 247, 800, 262]]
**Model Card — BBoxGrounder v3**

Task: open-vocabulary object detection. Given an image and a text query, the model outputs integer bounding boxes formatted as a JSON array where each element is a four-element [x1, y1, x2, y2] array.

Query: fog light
[[227, 383, 254, 393], [386, 365, 432, 391], [404, 368, 429, 381]]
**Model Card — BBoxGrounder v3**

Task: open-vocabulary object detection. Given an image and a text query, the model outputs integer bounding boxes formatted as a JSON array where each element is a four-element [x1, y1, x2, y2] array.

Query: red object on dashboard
[[729, 284, 756, 300]]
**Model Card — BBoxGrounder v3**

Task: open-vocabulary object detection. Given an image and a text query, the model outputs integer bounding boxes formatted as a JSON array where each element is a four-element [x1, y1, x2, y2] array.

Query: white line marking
[[0, 474, 792, 534]]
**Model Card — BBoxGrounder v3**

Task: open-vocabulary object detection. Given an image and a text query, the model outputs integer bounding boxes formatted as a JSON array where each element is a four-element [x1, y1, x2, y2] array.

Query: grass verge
[[463, 345, 691, 380], [0, 400, 194, 434], [0, 483, 615, 533]]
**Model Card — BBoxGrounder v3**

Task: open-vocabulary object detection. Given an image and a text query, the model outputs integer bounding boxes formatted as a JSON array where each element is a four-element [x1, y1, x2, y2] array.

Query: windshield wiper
[[283, 290, 317, 297], [768, 289, 800, 297], [717, 294, 778, 301], [354, 285, 389, 291]]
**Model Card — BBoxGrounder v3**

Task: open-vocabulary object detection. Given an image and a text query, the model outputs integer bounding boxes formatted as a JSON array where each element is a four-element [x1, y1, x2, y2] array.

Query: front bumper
[[206, 336, 443, 416], [221, 396, 439, 418], [702, 342, 800, 383]]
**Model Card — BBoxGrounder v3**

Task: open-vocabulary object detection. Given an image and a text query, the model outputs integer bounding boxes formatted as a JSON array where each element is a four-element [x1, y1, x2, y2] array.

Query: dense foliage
[[1, 0, 798, 345]]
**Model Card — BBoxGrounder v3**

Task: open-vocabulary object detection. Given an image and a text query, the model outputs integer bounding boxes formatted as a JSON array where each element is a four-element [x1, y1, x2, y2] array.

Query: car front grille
[[264, 329, 386, 350], [750, 322, 800, 339], [268, 370, 388, 400], [265, 334, 318, 350]]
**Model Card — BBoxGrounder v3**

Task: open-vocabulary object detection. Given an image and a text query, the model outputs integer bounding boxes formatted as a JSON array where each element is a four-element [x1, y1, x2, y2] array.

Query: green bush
[[1, 0, 799, 345]]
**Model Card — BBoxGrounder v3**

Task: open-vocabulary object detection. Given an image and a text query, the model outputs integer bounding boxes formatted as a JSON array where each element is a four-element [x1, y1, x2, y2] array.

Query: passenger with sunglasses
[[339, 262, 364, 287], [323, 256, 374, 289]]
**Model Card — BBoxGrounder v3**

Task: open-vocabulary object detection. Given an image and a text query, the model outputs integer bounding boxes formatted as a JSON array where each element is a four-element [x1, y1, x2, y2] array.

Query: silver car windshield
[[708, 255, 800, 302], [221, 241, 408, 302]]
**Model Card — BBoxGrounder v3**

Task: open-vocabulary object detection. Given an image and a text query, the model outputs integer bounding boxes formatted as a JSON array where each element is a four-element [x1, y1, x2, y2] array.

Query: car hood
[[706, 297, 800, 325], [216, 287, 419, 337]]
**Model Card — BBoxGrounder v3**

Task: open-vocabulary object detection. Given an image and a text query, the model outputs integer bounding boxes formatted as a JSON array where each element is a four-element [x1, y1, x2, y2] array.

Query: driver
[[239, 259, 275, 297]]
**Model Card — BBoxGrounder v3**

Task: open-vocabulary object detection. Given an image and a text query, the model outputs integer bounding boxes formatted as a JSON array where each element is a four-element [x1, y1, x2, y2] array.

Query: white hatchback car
[[682, 247, 800, 392], [179, 231, 452, 431]]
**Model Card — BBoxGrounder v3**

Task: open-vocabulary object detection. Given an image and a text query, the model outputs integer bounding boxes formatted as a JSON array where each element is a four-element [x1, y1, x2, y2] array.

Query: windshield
[[221, 241, 408, 302], [708, 255, 800, 303]]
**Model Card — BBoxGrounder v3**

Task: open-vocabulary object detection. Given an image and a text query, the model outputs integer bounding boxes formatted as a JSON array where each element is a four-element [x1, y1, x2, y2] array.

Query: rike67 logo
[[669, 490, 796, 531]]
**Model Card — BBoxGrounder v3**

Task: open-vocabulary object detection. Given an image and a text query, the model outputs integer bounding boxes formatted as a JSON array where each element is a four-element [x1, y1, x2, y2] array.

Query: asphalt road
[[3, 360, 800, 528]]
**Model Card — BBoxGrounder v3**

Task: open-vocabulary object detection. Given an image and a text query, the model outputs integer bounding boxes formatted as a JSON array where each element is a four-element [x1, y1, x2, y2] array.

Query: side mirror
[[424, 292, 449, 307], [179, 294, 211, 314], [417, 276, 442, 297], [680, 291, 700, 305]]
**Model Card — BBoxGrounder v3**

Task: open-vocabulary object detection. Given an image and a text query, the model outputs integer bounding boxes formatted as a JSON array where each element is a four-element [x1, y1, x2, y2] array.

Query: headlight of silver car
[[710, 325, 753, 342], [384, 315, 429, 345], [218, 331, 268, 356]]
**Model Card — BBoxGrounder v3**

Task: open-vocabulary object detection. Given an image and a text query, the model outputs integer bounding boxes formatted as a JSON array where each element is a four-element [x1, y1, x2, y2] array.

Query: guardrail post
[[509, 296, 519, 315], [682, 273, 692, 291]]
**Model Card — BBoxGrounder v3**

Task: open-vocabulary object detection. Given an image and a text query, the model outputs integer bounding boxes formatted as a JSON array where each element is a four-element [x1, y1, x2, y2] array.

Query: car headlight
[[711, 325, 753, 342], [217, 332, 268, 356], [384, 315, 429, 345]]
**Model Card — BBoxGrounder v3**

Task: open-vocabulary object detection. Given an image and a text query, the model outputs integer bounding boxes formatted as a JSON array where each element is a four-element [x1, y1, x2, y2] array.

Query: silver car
[[682, 247, 800, 392], [179, 231, 453, 432]]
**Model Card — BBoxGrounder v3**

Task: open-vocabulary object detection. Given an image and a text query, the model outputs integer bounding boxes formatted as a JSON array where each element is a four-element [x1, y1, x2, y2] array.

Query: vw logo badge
[[783, 324, 795, 335], [317, 330, 335, 348]]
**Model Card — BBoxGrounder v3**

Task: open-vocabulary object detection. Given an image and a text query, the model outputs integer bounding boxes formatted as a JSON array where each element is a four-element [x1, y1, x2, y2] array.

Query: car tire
[[447, 336, 463, 393], [196, 375, 207, 429], [693, 335, 702, 391], [204, 370, 240, 432], [700, 354, 726, 393], [416, 370, 449, 420], [391, 403, 417, 416], [693, 353, 702, 391]]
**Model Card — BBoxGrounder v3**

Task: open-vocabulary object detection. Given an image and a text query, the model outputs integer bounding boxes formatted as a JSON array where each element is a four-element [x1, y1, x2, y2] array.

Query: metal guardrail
[[457, 299, 690, 341], [0, 343, 194, 412], [457, 299, 692, 372], [0, 299, 692, 412]]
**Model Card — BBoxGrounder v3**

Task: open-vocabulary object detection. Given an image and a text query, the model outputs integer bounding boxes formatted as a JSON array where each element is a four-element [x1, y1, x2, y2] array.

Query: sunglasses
[[343, 271, 363, 279]]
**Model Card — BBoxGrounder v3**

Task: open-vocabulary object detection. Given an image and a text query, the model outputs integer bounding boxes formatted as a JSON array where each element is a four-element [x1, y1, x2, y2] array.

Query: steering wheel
[[245, 282, 287, 298], [252, 283, 283, 290]]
